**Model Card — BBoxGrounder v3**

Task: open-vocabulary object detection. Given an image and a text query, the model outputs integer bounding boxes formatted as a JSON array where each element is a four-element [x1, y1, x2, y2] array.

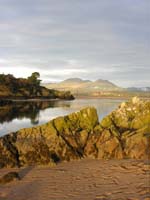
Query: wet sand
[[0, 159, 149, 200]]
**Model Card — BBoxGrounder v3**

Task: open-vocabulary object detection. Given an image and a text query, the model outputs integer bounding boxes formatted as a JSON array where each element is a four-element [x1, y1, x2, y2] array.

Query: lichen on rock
[[0, 97, 149, 168], [99, 97, 150, 159]]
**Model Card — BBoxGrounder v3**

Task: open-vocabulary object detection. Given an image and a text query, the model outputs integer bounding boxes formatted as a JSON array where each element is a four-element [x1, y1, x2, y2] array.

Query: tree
[[27, 72, 41, 86], [0, 74, 5, 83]]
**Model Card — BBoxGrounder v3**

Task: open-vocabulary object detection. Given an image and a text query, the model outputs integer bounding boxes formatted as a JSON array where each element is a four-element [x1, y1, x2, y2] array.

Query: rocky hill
[[0, 97, 149, 168], [43, 78, 122, 96], [0, 74, 74, 100]]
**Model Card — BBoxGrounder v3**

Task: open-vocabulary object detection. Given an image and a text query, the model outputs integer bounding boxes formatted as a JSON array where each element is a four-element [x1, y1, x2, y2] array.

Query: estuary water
[[0, 98, 123, 136]]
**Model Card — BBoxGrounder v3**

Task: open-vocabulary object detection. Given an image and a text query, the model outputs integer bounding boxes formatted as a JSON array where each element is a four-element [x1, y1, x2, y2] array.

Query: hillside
[[44, 78, 122, 96], [0, 74, 74, 100]]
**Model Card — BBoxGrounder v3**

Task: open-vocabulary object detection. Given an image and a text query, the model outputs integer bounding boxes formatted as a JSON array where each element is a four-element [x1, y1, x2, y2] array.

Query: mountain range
[[43, 78, 122, 96], [43, 78, 150, 97]]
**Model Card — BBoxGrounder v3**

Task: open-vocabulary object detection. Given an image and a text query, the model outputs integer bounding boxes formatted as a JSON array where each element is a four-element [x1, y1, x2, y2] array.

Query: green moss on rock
[[0, 98, 149, 168]]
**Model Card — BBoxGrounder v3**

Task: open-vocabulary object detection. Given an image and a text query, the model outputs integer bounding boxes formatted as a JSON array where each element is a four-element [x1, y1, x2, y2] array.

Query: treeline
[[0, 73, 74, 100], [0, 72, 43, 96]]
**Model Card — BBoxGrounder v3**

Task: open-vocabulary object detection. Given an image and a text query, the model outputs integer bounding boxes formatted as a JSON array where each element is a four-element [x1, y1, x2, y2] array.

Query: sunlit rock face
[[100, 97, 150, 159], [0, 107, 99, 168], [0, 98, 149, 168]]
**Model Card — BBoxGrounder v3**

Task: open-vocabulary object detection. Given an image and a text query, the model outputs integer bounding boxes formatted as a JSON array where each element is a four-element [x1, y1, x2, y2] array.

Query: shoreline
[[0, 96, 150, 102], [75, 95, 150, 100], [0, 97, 74, 103]]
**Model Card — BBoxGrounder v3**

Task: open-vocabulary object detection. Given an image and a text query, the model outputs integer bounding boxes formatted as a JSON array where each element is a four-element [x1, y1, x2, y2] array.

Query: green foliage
[[27, 72, 41, 86], [0, 74, 5, 83], [0, 72, 74, 99]]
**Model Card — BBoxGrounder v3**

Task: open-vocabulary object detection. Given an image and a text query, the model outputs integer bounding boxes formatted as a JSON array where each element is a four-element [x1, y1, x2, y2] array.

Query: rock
[[54, 90, 75, 100], [0, 107, 99, 168], [122, 129, 149, 159], [0, 172, 20, 184], [120, 102, 126, 109], [131, 96, 140, 104], [0, 132, 20, 168], [100, 98, 150, 159], [0, 99, 149, 168]]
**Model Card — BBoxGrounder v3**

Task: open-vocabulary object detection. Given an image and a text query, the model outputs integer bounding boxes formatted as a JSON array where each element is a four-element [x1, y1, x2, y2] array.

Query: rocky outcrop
[[99, 97, 150, 159], [0, 172, 20, 184], [0, 107, 99, 168], [0, 97, 149, 168]]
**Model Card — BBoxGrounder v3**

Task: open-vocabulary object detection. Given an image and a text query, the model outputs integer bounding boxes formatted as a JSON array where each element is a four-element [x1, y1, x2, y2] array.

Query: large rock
[[0, 98, 149, 168], [100, 97, 150, 159], [0, 107, 99, 168], [0, 172, 20, 184]]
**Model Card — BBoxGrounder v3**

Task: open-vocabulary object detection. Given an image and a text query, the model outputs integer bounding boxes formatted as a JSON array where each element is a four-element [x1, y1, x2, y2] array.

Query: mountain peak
[[62, 78, 83, 83], [95, 79, 110, 83], [61, 78, 91, 84], [95, 79, 116, 86]]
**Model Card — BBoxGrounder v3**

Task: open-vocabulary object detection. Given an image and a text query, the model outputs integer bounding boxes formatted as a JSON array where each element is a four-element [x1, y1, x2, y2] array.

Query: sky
[[0, 0, 149, 87]]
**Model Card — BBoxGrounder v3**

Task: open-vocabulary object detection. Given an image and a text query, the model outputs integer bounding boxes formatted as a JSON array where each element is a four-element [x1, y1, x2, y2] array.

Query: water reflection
[[0, 99, 123, 136], [0, 100, 70, 125]]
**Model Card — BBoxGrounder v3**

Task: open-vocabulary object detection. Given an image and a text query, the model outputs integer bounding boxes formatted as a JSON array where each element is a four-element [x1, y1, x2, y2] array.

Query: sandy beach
[[0, 159, 149, 200]]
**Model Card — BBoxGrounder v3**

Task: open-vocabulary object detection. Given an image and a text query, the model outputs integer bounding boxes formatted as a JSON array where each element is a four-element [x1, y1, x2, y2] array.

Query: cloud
[[0, 0, 149, 87]]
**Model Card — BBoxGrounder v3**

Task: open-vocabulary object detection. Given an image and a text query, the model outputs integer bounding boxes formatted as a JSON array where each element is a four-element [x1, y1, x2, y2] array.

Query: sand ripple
[[0, 159, 149, 200]]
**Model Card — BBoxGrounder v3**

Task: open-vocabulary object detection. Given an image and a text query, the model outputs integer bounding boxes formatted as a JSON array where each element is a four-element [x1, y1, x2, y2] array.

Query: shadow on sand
[[19, 166, 35, 179]]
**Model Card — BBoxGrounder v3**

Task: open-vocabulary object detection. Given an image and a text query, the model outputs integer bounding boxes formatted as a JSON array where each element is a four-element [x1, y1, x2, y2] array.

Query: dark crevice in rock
[[74, 135, 84, 156], [93, 143, 99, 158], [50, 152, 61, 163], [51, 120, 60, 137], [61, 131, 83, 158], [52, 119, 82, 158], [2, 133, 20, 167], [82, 131, 90, 156], [110, 114, 136, 134]]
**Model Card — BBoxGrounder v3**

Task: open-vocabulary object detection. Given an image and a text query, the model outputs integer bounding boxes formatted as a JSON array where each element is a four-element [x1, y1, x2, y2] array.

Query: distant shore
[[74, 95, 150, 100], [0, 95, 150, 103], [75, 95, 128, 100], [0, 98, 68, 102], [0, 96, 75, 103]]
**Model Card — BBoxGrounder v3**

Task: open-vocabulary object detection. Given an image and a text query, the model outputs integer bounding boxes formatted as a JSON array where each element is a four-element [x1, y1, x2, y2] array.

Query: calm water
[[0, 98, 123, 136]]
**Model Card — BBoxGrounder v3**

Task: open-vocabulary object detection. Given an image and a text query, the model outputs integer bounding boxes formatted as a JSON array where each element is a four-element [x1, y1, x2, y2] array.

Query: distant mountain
[[61, 78, 91, 83], [127, 87, 150, 92], [43, 78, 122, 95]]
